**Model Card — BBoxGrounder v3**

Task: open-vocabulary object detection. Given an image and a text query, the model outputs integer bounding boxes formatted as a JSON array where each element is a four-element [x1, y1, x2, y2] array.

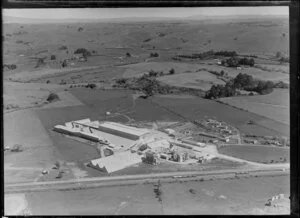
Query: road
[[5, 163, 289, 194]]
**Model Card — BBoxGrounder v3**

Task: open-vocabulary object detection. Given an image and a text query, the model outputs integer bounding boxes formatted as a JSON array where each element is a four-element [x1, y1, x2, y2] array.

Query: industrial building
[[98, 122, 149, 140], [54, 118, 220, 173], [88, 151, 142, 173]]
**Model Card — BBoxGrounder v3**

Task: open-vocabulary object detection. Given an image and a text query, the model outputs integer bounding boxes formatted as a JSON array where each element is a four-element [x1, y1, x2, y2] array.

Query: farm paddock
[[218, 145, 289, 164]]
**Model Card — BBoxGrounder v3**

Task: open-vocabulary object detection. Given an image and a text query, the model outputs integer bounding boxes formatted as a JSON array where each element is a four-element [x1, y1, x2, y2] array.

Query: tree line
[[174, 50, 238, 60], [205, 73, 288, 99]]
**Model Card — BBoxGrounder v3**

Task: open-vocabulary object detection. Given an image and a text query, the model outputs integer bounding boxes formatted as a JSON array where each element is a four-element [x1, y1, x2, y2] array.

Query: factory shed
[[98, 122, 149, 140], [147, 139, 170, 151], [88, 151, 142, 173], [74, 118, 92, 124]]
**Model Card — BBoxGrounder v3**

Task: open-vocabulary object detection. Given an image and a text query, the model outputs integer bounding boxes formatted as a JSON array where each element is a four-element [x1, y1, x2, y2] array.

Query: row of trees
[[205, 73, 282, 99], [175, 50, 238, 60]]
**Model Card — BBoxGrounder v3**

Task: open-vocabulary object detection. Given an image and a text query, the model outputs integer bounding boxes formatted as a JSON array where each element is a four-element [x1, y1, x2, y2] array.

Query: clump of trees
[[59, 45, 68, 50], [50, 55, 56, 60], [78, 27, 83, 32], [85, 83, 97, 89], [3, 64, 17, 70], [47, 93, 60, 102], [143, 38, 152, 42], [222, 57, 255, 67], [150, 52, 159, 57], [11, 144, 23, 152], [205, 73, 278, 99], [74, 48, 91, 58]]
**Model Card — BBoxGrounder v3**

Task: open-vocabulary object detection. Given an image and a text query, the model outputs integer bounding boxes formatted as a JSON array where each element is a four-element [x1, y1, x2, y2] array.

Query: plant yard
[[218, 145, 289, 164]]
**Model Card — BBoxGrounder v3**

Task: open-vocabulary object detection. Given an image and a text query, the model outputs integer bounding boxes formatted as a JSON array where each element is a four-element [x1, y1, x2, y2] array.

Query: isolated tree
[[220, 70, 225, 77], [62, 60, 67, 68], [169, 68, 175, 75], [50, 55, 56, 60], [54, 161, 61, 170], [276, 51, 282, 59], [126, 52, 131, 57]]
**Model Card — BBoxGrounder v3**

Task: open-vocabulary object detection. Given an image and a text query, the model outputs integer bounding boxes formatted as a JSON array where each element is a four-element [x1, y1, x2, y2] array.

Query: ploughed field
[[218, 145, 289, 164]]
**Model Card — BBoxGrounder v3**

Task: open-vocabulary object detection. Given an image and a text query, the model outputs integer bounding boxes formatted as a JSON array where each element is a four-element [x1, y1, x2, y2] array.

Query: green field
[[219, 89, 289, 125], [24, 175, 290, 215], [218, 145, 289, 163]]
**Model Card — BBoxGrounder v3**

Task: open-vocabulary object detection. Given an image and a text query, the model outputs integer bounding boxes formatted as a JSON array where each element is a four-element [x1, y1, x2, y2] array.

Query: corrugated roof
[[90, 151, 142, 173], [74, 118, 91, 124], [147, 139, 170, 149], [99, 122, 149, 136]]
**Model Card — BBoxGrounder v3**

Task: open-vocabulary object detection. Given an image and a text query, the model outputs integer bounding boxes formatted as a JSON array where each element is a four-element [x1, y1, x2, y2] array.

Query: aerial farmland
[[3, 7, 290, 216]]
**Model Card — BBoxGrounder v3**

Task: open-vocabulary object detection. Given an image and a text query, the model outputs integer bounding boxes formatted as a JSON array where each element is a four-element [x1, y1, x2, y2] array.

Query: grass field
[[4, 109, 59, 183], [120, 62, 205, 78], [219, 89, 289, 125], [158, 71, 225, 91], [23, 175, 289, 215], [218, 145, 289, 163]]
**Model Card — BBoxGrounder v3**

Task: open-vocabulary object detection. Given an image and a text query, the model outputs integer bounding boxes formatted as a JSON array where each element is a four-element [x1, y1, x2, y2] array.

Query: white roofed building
[[98, 122, 149, 140], [88, 151, 142, 173]]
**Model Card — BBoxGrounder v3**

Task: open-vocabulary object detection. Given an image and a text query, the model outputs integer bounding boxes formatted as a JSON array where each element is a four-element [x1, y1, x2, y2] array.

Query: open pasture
[[218, 145, 289, 163], [120, 61, 204, 78], [158, 71, 225, 91], [219, 89, 289, 125]]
